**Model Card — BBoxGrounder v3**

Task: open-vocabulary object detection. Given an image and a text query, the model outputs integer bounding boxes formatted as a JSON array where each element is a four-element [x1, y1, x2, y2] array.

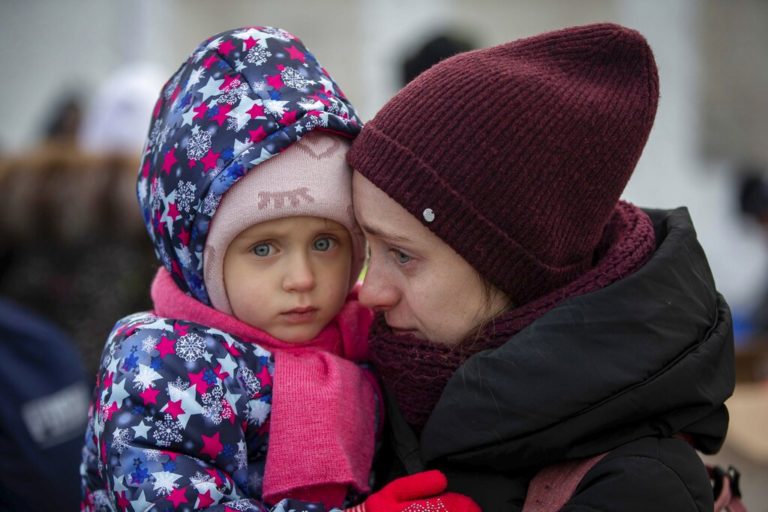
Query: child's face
[[223, 216, 352, 342]]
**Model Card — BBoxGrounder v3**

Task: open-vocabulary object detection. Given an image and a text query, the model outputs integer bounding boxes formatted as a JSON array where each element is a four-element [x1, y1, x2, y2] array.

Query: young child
[[80, 27, 379, 512]]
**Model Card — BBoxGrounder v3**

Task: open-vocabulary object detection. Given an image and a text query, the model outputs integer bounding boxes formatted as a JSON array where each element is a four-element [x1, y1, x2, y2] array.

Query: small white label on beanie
[[423, 208, 435, 223]]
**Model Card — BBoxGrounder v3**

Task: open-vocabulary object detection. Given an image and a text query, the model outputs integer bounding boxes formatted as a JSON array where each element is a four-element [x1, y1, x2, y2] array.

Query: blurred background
[[0, 0, 767, 509]]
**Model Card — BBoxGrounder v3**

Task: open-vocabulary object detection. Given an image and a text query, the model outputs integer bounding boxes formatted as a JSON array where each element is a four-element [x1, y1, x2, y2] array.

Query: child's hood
[[137, 26, 362, 304]]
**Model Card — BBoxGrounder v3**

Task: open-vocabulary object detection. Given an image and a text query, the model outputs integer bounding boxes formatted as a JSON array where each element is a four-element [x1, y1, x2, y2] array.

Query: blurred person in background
[[739, 167, 768, 340], [401, 30, 475, 86], [0, 83, 89, 512], [79, 62, 165, 157], [41, 92, 83, 147], [0, 297, 89, 511], [0, 63, 163, 381], [0, 149, 156, 380]]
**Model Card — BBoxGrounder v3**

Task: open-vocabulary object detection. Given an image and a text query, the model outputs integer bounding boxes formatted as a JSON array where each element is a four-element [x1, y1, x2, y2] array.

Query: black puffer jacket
[[377, 208, 734, 511]]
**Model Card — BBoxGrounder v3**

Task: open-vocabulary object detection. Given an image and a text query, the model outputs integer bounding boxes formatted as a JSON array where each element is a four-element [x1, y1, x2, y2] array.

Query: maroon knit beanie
[[348, 23, 659, 304]]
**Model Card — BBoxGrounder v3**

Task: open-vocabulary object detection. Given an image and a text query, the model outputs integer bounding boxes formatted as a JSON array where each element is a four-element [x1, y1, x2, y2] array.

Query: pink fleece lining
[[151, 268, 376, 508]]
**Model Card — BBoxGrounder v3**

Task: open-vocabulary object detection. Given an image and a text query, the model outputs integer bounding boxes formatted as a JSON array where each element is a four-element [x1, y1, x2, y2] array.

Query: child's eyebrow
[[320, 221, 348, 232]]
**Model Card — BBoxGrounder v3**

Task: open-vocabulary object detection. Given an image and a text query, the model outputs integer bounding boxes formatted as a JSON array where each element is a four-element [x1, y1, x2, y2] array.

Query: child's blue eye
[[252, 243, 274, 257], [313, 237, 335, 252]]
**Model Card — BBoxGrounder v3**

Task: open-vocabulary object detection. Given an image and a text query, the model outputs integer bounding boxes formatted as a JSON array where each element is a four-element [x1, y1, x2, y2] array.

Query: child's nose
[[283, 254, 316, 292]]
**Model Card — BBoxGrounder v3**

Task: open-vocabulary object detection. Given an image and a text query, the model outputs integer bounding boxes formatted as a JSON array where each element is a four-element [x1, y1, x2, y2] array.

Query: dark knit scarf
[[369, 202, 658, 432]]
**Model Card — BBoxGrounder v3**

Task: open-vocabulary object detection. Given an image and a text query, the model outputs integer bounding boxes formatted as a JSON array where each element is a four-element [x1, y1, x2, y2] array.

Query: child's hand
[[346, 470, 481, 512]]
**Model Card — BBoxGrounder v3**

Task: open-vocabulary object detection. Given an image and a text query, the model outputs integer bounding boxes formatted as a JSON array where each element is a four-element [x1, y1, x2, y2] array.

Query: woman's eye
[[252, 243, 274, 257], [313, 237, 336, 252], [391, 249, 411, 265]]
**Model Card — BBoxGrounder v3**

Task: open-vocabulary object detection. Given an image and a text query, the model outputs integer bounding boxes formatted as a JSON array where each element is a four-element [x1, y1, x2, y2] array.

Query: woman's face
[[353, 172, 507, 345]]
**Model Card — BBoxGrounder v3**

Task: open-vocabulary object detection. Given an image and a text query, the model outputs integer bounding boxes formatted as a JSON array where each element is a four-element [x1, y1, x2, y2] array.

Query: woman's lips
[[390, 327, 421, 337], [281, 306, 318, 324]]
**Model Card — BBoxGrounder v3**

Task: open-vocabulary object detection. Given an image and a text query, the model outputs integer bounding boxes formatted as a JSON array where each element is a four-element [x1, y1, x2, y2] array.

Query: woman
[[347, 23, 734, 511]]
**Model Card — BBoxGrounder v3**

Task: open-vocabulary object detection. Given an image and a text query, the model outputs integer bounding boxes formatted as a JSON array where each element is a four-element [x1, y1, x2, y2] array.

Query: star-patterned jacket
[[80, 267, 377, 512]]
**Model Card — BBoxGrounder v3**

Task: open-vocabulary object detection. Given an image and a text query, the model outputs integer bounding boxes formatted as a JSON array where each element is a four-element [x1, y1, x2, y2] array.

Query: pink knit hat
[[204, 132, 364, 314]]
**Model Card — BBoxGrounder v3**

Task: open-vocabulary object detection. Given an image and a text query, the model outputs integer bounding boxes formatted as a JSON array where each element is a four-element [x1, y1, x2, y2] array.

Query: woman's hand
[[346, 470, 481, 512]]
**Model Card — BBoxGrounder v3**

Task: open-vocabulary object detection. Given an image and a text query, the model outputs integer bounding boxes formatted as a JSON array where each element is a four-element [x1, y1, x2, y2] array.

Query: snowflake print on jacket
[[81, 307, 277, 510], [80, 26, 378, 512]]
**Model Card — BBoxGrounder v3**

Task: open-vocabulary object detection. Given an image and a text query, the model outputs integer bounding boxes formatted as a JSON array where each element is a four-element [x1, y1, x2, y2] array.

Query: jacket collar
[[420, 207, 734, 470]]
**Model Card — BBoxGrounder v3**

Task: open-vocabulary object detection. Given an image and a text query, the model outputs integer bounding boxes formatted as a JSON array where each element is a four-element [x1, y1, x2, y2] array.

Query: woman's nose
[[358, 263, 398, 311], [283, 255, 316, 292]]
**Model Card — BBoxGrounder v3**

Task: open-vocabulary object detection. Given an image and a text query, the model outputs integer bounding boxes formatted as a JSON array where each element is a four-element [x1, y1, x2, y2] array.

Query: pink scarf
[[151, 268, 377, 507]]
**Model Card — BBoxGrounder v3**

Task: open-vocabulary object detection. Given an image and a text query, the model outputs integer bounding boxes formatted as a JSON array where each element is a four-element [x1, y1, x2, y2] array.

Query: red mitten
[[346, 470, 481, 512]]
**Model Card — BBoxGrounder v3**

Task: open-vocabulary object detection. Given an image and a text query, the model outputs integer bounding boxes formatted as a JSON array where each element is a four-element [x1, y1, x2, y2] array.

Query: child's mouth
[[281, 306, 318, 324]]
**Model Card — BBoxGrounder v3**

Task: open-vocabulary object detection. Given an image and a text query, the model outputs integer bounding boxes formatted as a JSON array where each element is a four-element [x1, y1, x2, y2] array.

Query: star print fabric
[[79, 310, 277, 511], [137, 26, 362, 306], [79, 305, 365, 512]]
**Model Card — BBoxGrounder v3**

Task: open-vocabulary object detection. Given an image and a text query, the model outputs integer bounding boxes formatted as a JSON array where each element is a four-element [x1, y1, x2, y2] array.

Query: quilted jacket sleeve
[[80, 314, 336, 512]]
